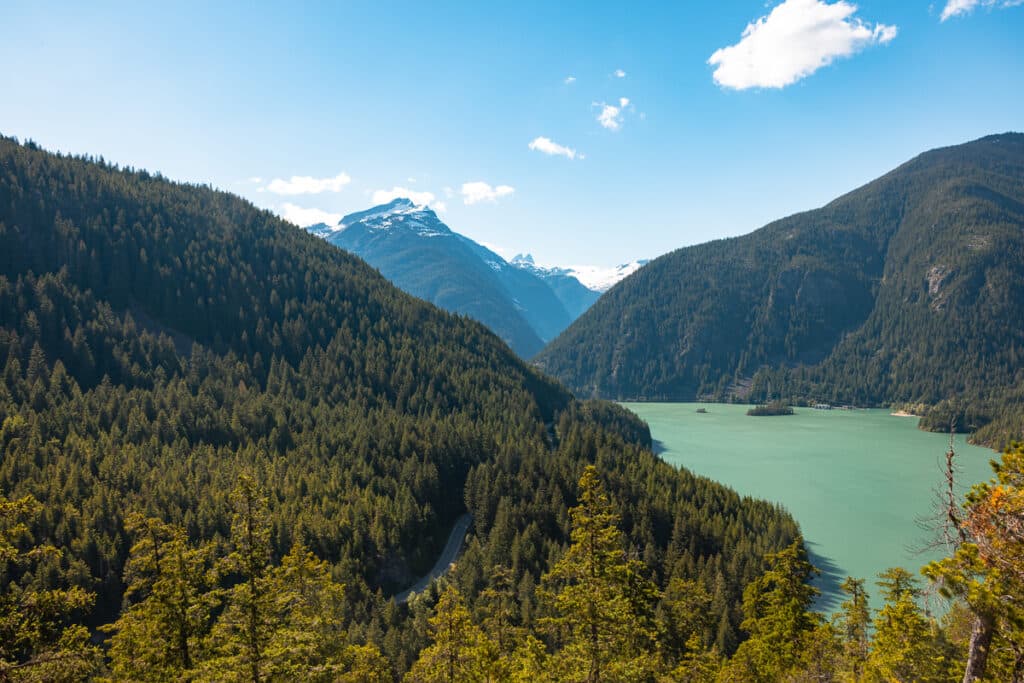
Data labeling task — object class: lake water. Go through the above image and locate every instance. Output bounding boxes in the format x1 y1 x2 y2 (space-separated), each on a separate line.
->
621 402 996 612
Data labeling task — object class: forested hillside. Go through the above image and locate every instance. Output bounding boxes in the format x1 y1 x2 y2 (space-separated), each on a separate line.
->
0 136 799 678
536 134 1024 446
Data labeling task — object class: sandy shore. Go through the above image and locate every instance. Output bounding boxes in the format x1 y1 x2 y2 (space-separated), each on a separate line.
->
890 410 919 417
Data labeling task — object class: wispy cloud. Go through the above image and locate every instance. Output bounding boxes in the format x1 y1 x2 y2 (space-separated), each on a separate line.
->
613 68 626 78
595 97 632 131
564 75 577 84
279 203 342 227
371 187 446 212
264 172 352 195
461 181 515 205
708 0 897 90
940 0 1024 20
528 136 580 160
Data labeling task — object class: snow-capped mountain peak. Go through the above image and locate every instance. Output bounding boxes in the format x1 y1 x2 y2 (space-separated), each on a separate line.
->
332 198 451 238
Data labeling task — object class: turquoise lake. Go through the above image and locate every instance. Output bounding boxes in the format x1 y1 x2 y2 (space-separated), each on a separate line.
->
621 403 996 611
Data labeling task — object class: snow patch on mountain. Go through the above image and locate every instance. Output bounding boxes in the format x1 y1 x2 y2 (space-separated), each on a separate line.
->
511 253 648 292
308 198 452 239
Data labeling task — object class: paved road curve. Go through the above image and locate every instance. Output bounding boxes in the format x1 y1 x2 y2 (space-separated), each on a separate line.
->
394 513 472 604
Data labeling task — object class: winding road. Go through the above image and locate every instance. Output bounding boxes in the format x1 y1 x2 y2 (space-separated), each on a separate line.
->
394 513 472 603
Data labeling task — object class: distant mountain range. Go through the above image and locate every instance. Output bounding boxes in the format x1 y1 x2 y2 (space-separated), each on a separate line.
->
536 133 1024 446
307 199 622 357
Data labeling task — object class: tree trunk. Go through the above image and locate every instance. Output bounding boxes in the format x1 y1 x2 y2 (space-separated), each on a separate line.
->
962 613 994 683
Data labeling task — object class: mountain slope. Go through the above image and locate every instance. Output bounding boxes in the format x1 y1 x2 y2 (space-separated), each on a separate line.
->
0 135 799 664
536 133 1024 444
510 254 601 318
310 200 574 356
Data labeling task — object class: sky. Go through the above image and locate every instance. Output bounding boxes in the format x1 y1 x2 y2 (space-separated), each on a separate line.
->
1 0 1022 269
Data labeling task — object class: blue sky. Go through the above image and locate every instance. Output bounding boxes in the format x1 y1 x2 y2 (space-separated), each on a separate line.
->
1 1 1022 269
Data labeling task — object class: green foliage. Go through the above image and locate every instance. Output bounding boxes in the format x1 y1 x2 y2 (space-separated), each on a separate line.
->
834 576 871 680
404 585 494 682
924 443 1024 681
102 514 216 681
539 466 660 682
536 133 1024 447
867 568 946 682
723 538 821 681
0 134 800 676
0 494 101 681
745 401 794 416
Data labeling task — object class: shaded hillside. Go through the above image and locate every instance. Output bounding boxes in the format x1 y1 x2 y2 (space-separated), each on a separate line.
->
510 253 601 318
310 200 576 356
536 134 1024 445
0 135 799 669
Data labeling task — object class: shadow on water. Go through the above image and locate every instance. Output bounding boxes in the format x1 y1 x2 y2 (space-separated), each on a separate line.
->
652 439 667 455
806 540 845 613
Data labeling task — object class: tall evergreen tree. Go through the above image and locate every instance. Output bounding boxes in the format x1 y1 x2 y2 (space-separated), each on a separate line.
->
539 465 660 683
723 538 820 682
834 576 871 680
103 514 216 682
868 568 944 682
0 494 101 682
404 585 494 682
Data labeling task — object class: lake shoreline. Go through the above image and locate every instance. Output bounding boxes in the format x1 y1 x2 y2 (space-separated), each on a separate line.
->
622 401 992 612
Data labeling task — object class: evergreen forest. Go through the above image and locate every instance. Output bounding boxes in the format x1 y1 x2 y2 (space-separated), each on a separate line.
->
0 136 802 679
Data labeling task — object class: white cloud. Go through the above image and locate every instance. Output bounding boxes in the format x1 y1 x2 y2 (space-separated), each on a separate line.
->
707 0 897 90
613 68 626 78
595 100 630 131
279 203 342 227
371 186 446 212
564 75 577 84
528 136 579 160
941 0 1024 20
461 181 515 205
265 172 352 195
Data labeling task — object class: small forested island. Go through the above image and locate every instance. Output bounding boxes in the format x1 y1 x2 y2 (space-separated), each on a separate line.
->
747 401 795 416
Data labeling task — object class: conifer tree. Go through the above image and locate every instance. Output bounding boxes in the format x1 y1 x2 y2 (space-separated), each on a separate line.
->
0 494 101 682
404 584 494 682
723 537 820 682
868 567 944 682
539 465 660 683
195 473 275 683
103 513 216 682
924 443 1024 682
834 576 871 680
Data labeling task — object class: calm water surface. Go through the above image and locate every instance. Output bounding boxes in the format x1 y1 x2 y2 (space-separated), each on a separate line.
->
622 402 995 611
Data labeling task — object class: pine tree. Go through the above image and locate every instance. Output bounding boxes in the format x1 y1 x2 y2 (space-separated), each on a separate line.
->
539 465 660 683
103 513 216 682
195 472 275 683
0 494 101 682
834 576 870 680
656 577 714 669
723 537 820 682
868 568 944 682
924 443 1024 682
404 584 494 682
